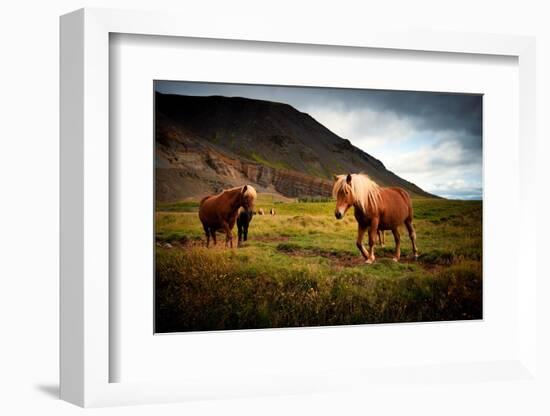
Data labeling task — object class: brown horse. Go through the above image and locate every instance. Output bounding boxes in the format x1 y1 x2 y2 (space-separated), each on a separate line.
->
333 173 418 264
199 185 257 248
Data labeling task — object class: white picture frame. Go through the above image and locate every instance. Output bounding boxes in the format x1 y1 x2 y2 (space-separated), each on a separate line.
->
60 8 538 408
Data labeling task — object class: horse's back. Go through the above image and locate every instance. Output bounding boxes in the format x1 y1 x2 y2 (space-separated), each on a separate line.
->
387 187 412 206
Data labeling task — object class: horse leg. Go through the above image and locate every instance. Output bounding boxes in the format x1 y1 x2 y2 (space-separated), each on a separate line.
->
356 225 370 261
211 229 217 246
203 226 210 248
243 224 248 242
391 228 401 262
223 222 234 248
405 219 419 259
366 220 378 264
378 230 385 246
237 224 243 247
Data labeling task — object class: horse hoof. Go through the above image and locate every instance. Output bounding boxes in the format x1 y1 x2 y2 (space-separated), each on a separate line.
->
365 258 375 265
392 257 399 262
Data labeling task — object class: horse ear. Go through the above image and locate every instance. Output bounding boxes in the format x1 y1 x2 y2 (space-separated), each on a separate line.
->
333 174 339 181
242 185 248 194
346 174 352 184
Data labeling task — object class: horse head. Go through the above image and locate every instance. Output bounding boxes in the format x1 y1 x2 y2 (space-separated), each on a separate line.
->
333 174 354 219
240 184 257 212
333 173 381 219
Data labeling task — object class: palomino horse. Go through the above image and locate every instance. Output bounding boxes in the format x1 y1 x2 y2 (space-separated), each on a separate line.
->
333 173 418 264
199 185 257 248
236 207 253 247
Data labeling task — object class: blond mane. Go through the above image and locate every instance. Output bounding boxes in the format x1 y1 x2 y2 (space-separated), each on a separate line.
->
241 184 257 202
221 184 257 206
332 173 381 213
219 185 256 197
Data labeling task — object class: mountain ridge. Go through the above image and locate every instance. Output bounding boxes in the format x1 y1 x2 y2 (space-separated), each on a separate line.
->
155 92 437 202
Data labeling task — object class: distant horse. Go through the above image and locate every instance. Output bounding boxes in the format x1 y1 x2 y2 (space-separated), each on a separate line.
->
333 173 418 263
269 208 276 216
258 208 265 215
199 185 257 248
237 207 254 247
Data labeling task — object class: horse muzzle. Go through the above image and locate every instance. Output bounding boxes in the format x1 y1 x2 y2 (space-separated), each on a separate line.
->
335 211 343 220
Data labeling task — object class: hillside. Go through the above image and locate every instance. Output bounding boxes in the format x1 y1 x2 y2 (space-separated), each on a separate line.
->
155 92 436 201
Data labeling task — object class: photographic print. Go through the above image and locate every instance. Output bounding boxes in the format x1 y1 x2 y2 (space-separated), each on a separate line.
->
154 81 482 333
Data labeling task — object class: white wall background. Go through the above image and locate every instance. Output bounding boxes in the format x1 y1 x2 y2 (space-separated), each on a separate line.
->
0 1 548 415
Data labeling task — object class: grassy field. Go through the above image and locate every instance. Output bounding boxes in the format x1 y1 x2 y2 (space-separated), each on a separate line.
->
155 194 482 332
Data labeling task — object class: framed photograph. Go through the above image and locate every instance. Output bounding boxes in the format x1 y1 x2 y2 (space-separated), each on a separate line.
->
60 8 538 408
153 80 483 334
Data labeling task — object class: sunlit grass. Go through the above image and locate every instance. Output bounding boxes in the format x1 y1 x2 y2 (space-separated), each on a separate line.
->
155 195 482 332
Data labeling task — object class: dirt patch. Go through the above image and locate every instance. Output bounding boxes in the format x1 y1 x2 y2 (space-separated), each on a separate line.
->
276 243 437 269
157 234 289 249
325 253 366 268
156 235 204 248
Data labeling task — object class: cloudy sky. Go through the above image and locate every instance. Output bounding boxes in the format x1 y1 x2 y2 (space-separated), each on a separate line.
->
155 81 483 200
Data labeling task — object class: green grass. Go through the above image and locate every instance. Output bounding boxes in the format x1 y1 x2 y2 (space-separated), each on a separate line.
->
249 152 291 170
155 196 482 332
156 200 200 212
